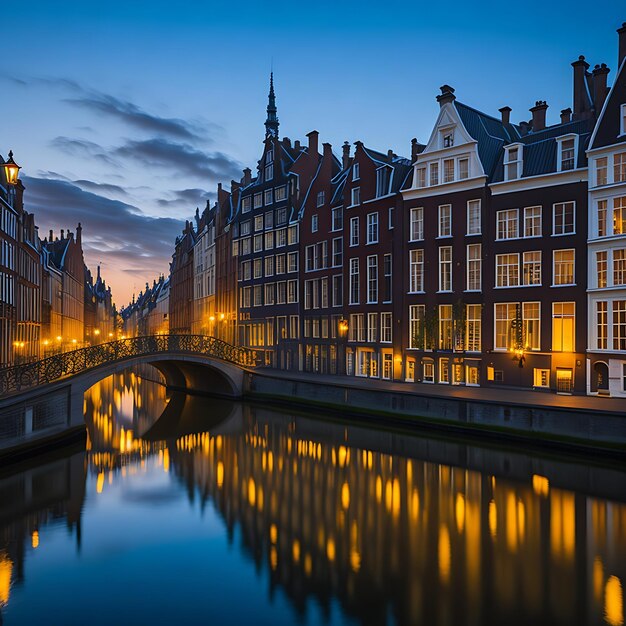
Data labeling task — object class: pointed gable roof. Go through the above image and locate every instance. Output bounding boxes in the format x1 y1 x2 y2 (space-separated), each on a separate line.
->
589 57 626 150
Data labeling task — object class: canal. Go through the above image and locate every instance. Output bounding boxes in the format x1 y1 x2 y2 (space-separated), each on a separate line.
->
0 365 624 626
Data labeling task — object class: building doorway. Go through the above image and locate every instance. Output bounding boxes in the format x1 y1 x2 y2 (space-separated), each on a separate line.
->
593 361 609 394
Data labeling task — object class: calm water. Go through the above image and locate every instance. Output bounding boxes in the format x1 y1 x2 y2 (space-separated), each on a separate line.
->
0 366 625 626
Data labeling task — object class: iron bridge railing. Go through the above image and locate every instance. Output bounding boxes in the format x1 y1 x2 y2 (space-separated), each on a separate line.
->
0 335 257 397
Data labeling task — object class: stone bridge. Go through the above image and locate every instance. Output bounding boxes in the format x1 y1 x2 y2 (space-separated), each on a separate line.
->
0 336 257 457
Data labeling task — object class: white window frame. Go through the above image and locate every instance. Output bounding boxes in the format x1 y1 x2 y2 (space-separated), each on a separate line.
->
438 204 452 238
552 249 575 286
467 200 481 236
504 144 523 181
556 134 578 172
552 201 576 237
366 212 379 244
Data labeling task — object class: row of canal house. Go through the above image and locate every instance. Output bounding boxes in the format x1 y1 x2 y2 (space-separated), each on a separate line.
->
224 25 626 396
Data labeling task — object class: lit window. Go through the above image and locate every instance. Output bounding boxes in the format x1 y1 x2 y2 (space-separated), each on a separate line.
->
524 206 542 237
522 251 541 286
552 302 575 351
496 209 519 240
438 305 452 350
614 249 626 286
496 253 519 287
597 251 608 288
614 196 626 234
614 300 626 350
553 249 575 285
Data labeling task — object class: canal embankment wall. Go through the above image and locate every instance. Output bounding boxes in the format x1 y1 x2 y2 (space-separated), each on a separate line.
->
244 369 626 455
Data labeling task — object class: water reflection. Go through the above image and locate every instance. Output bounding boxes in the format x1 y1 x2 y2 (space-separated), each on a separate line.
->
0 367 625 626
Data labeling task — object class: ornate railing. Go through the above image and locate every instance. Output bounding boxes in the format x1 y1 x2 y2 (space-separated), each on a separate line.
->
0 335 257 397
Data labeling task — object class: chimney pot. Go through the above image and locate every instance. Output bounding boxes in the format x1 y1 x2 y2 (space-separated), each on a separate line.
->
411 138 419 162
618 22 626 67
49 229 53 241
294 140 301 151
322 142 332 158
499 106 512 125
60 229 64 239
572 55 592 120
530 100 548 131
306 130 319 155
560 107 572 124
342 141 351 170
436 84 456 107
591 62 611 114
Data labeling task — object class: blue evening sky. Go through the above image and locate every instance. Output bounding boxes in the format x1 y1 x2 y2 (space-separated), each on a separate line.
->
1 1 623 303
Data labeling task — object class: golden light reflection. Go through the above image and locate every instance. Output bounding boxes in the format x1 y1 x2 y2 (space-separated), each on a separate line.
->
0 553 12 606
489 500 497 539
270 524 277 544
341 482 350 510
532 474 550 497
96 471 105 494
163 448 170 473
217 461 224 488
327 538 336 562
292 540 301 563
605 576 624 626
438 525 451 584
455 493 465 534
595 558 605 601
31 531 39 549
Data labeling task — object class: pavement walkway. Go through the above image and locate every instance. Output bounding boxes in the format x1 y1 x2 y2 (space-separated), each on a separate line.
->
253 368 626 416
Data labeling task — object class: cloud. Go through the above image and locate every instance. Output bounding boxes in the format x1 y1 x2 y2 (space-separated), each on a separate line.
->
22 175 186 303
114 138 242 182
156 188 212 208
64 91 215 142
50 136 119 167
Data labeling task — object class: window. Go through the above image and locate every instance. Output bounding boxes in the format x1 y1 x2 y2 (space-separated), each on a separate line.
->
614 249 626 286
504 145 522 180
597 200 607 237
367 312 378 342
596 157 608 186
350 217 359 246
367 213 379 244
409 249 424 292
332 275 343 307
241 238 251 255
348 313 365 342
353 163 360 180
265 188 274 205
423 360 434 383
381 313 392 343
383 254 392 303
254 215 264 232
459 158 469 180
523 302 540 350
275 186 287 202
553 201 575 235
254 285 262 306
467 244 481 291
596 301 608 349
410 207 423 241
466 304 481 352
287 280 298 303
408 305 425 349
316 191 325 207
367 256 378 303
522 251 542 286
242 196 252 213
416 167 426 188
524 206 542 237
349 258 359 304
288 225 298 245
614 300 626 350
553 249 575 286
615 152 626 184
287 252 298 273
253 258 262 279
467 200 481 235
559 137 576 171
311 214 319 233
264 232 274 250
429 162 439 186
496 209 519 240
241 286 251 308
614 197 626 235
597 251 608 288
496 253 519 287
240 260 251 281
439 247 452 292
439 304 452 350
265 164 274 181
438 204 451 237
265 283 275 305
442 131 454 148
265 211 274 230
332 207 343 231
332 237 343 267
321 278 329 308
534 369 550 388
276 228 287 247
241 220 251 236
376 167 391 197
253 234 263 252
275 206 288 225
276 254 286 274
254 193 263 209
552 302 575 351
388 207 394 230
351 187 361 206
443 159 454 183
621 104 626 135
495 303 517 351
264 256 274 277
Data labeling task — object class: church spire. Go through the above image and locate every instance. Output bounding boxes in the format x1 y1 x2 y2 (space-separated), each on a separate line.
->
265 72 279 138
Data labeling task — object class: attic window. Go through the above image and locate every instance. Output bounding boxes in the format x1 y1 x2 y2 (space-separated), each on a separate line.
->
267 149 274 163
376 166 391 197
504 145 522 181
353 163 360 181
443 132 454 148
557 135 578 172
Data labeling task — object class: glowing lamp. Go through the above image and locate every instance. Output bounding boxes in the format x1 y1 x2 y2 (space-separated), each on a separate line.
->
3 150 20 186
338 319 349 336
219 313 225 321
56 336 62 342
209 316 215 322
94 329 100 336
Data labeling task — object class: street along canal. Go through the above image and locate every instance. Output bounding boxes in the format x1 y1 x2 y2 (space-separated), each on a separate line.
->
0 365 624 626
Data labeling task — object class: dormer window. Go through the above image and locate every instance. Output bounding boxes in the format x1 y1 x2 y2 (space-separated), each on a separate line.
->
557 135 577 172
504 145 522 181
440 128 454 148
429 162 439 186
416 167 426 188
353 163 360 181
376 166 391 197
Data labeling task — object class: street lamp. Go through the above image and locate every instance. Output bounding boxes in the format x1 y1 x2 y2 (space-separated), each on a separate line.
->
338 318 349 336
3 150 21 186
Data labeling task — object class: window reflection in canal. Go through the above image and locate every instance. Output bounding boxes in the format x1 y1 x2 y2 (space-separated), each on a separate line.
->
0 365 624 626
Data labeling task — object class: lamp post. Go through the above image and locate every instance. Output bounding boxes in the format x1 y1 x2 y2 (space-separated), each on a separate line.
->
510 303 526 369
3 151 21 186
338 318 349 375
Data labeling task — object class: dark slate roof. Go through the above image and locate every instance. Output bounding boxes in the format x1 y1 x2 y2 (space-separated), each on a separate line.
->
455 102 521 180
330 168 350 205
45 238 71 271
491 118 595 182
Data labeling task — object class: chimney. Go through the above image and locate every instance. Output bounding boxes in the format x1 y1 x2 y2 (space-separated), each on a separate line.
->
592 63 610 114
49 229 53 241
60 229 65 239
294 139 301 151
530 100 548 131
307 130 319 156
242 167 252 186
499 106 512 125
619 22 626 67
572 55 592 120
342 141 351 170
282 136 291 149
97 265 101 280
560 107 572 124
323 142 332 159
76 222 82 246
411 138 419 162
217 182 222 193
436 84 456 107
